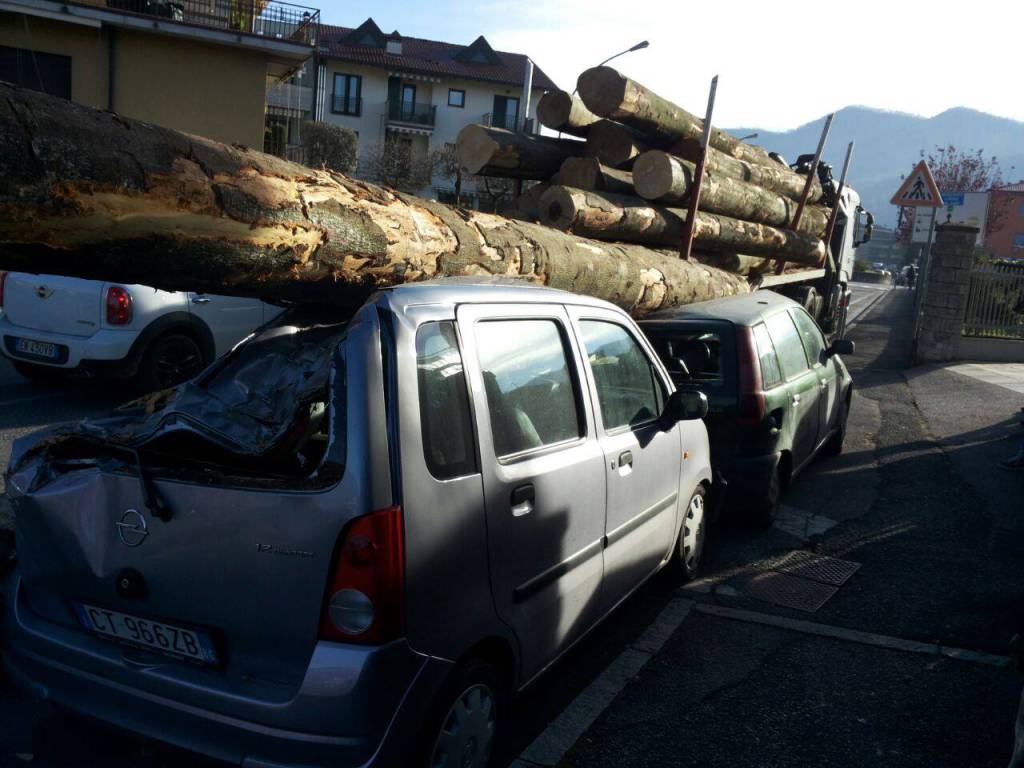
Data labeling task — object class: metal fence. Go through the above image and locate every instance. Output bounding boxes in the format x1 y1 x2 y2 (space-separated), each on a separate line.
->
962 262 1024 339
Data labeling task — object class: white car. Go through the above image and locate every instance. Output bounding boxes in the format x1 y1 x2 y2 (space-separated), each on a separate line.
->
0 272 283 390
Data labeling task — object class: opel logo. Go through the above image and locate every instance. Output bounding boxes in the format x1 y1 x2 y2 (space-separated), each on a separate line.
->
116 509 148 547
36 285 54 299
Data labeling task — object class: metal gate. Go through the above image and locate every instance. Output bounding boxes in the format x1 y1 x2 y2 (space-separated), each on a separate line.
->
962 262 1024 339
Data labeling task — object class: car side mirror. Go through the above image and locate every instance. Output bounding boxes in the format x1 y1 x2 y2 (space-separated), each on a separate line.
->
663 390 708 425
828 339 855 357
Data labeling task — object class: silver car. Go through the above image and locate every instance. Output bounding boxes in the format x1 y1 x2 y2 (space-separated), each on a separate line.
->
2 280 712 768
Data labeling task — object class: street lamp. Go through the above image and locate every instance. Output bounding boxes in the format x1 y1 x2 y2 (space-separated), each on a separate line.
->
739 133 758 142
572 41 650 95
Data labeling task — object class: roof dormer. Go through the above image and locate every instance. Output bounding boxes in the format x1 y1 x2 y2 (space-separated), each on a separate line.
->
454 35 502 65
385 30 402 55
343 18 386 48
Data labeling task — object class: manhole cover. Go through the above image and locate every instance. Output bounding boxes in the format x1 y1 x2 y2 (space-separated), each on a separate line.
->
742 571 838 613
771 550 861 586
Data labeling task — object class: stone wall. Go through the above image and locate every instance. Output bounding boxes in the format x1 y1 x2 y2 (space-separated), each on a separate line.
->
915 224 978 363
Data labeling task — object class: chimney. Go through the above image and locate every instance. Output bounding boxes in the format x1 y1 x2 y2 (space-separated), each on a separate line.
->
386 31 402 55
520 58 534 133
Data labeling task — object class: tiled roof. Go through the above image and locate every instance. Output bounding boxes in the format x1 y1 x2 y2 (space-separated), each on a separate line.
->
319 20 558 92
995 182 1024 192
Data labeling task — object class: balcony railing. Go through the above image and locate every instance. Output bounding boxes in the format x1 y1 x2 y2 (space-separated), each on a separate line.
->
482 112 535 133
101 0 320 45
387 99 436 127
331 95 361 116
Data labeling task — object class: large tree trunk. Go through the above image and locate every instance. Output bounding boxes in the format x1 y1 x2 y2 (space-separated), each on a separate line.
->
632 150 830 236
673 138 822 203
558 157 635 195
456 124 583 180
536 90 601 138
539 186 826 265
577 67 779 169
585 119 652 169
0 84 748 314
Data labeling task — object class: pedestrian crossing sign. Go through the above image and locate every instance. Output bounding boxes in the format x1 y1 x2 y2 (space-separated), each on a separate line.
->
891 161 943 207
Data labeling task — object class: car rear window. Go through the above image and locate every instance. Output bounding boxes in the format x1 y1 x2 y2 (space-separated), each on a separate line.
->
643 322 735 391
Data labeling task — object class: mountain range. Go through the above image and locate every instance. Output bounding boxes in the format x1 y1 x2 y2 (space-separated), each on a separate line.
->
728 107 1024 226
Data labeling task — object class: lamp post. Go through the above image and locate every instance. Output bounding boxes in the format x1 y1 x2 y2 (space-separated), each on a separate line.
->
571 41 650 95
739 133 758 142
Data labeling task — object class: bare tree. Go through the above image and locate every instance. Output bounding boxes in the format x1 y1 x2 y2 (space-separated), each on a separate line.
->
921 145 1005 193
362 138 438 192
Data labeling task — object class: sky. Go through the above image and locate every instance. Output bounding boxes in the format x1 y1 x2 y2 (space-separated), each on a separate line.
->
315 0 1023 131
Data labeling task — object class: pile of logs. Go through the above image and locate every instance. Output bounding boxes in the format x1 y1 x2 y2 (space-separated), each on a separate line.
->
456 66 831 279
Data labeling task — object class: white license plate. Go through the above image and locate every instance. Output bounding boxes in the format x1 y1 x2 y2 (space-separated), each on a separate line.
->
15 338 58 359
74 603 218 664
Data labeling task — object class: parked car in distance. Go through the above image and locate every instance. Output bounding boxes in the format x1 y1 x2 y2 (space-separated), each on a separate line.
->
640 290 854 526
3 279 712 768
0 271 283 390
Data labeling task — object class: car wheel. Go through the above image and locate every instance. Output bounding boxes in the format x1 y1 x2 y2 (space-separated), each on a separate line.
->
822 406 849 457
137 333 206 392
12 360 62 383
419 659 504 768
750 465 782 529
674 486 708 581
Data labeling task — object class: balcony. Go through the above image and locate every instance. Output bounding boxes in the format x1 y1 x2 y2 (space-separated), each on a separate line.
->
482 112 535 133
103 0 319 43
387 99 436 128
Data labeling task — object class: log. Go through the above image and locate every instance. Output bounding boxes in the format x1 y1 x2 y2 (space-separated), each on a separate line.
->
693 252 774 277
578 66 778 170
539 186 825 265
510 182 549 222
674 138 822 203
585 120 652 169
0 84 749 314
558 157 635 195
536 90 601 138
456 124 583 180
632 151 830 237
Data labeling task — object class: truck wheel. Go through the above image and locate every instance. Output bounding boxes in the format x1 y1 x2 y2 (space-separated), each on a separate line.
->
136 333 206 392
418 658 505 768
12 360 62 383
673 486 708 581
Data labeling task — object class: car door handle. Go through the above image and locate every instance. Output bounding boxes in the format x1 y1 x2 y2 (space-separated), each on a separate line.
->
820 379 828 389
792 394 801 405
510 484 534 517
618 450 634 468
191 295 211 304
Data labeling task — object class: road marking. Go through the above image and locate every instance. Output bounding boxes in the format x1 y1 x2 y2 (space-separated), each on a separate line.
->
510 597 694 768
694 603 1010 667
846 287 891 330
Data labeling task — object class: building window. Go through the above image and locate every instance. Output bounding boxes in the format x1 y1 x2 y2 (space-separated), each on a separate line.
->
1013 234 1024 250
0 45 71 99
448 88 465 108
332 73 362 116
1018 202 1024 218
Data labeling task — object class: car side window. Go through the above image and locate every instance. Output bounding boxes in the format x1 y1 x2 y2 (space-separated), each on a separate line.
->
752 322 783 389
416 321 478 479
474 319 582 458
764 311 809 380
578 320 664 431
790 309 827 367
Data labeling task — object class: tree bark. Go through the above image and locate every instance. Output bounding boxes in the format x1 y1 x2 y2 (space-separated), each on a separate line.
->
456 124 583 180
558 157 635 195
0 84 749 314
673 138 822 203
632 151 830 236
536 90 601 138
577 67 779 170
539 186 825 265
585 120 652 169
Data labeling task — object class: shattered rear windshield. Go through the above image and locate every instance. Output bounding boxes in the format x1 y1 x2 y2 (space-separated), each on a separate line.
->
11 306 350 491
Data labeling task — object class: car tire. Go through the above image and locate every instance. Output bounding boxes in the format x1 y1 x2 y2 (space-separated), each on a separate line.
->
822 403 849 457
417 658 505 768
136 333 206 392
12 360 62 383
673 485 708 581
750 465 782 529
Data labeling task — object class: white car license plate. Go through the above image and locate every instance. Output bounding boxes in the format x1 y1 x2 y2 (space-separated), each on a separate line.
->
74 603 218 664
15 338 58 359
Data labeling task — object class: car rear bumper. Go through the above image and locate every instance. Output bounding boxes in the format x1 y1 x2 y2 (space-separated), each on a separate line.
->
0 316 136 371
719 452 781 505
3 574 452 767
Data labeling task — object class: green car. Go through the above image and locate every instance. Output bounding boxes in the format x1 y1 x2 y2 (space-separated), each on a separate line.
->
640 291 854 526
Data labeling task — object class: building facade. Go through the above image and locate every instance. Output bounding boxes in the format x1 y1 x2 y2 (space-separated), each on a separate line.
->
1 0 319 148
985 183 1024 260
270 18 556 203
911 191 990 247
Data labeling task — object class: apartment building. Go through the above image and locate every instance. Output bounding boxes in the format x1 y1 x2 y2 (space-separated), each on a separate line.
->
0 0 319 148
985 182 1024 259
288 17 557 201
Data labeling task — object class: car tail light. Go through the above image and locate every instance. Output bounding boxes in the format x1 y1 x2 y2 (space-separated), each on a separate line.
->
735 326 766 426
106 286 133 325
320 506 404 645
0 271 6 309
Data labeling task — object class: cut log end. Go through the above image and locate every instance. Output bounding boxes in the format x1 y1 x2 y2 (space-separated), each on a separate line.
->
632 151 686 201
576 66 628 118
537 91 573 128
585 120 647 169
456 124 500 175
539 186 578 230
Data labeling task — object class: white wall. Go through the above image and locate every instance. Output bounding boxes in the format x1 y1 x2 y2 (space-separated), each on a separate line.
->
911 191 989 245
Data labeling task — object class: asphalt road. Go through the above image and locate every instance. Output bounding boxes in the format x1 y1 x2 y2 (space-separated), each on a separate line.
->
1 284 1022 767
